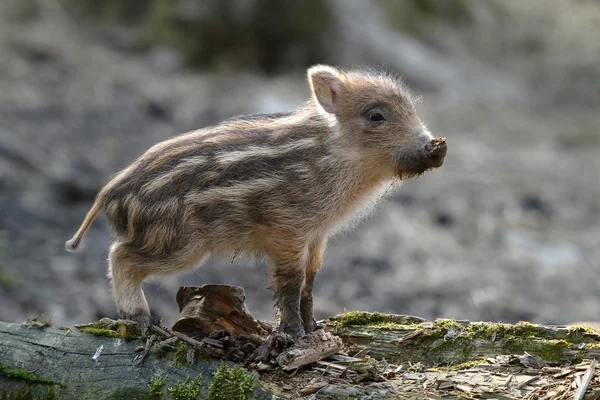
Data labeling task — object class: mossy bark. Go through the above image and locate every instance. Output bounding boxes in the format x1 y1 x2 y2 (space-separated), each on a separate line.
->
327 312 600 365
0 321 273 400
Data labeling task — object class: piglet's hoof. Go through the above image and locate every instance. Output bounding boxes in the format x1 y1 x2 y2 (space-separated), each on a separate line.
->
252 331 296 364
121 314 161 337
304 320 325 333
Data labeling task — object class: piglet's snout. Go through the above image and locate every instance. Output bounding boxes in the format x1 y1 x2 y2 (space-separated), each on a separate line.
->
425 137 447 168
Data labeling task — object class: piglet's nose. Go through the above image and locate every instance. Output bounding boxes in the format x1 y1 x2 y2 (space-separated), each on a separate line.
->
425 137 447 168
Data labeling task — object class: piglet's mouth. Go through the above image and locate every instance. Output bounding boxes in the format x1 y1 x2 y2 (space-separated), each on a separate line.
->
397 137 447 179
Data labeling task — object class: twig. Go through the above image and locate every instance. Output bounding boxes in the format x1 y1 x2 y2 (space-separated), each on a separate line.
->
151 325 172 338
202 338 224 348
133 333 159 365
573 360 596 400
518 375 540 389
152 325 205 349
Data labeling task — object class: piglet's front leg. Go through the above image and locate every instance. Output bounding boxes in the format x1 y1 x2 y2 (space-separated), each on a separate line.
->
301 237 327 333
272 260 306 340
252 244 307 363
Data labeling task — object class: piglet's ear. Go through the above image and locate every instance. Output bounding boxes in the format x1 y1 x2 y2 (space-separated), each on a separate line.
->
308 65 342 114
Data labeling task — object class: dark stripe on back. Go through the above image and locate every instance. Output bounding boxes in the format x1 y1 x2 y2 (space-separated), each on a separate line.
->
223 111 294 123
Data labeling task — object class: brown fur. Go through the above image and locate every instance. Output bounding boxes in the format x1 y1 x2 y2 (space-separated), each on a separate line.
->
65 65 447 337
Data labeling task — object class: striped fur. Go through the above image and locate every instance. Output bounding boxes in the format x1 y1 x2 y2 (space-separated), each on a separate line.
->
65 65 447 337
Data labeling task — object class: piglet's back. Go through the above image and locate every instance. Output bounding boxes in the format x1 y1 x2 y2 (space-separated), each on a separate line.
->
95 108 329 253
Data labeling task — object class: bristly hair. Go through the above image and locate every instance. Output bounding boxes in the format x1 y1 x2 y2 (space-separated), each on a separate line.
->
345 64 415 102
222 111 295 124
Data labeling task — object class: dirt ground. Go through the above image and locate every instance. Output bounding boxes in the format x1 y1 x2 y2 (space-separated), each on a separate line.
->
0 1 598 329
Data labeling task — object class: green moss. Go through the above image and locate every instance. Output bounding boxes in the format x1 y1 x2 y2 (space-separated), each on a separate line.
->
208 363 255 400
173 342 192 367
571 355 584 364
0 387 57 400
421 320 580 365
428 320 576 364
334 311 424 328
567 325 600 343
2 388 36 400
43 388 55 400
337 312 592 367
434 318 464 330
0 364 61 387
535 339 571 362
148 375 167 399
504 338 571 362
430 320 544 344
78 327 122 338
509 321 541 338
75 319 142 340
167 375 202 400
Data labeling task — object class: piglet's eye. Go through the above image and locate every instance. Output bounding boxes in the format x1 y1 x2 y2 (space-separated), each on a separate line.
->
368 112 385 122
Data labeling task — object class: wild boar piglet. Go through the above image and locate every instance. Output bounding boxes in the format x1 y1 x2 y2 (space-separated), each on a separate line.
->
66 64 447 339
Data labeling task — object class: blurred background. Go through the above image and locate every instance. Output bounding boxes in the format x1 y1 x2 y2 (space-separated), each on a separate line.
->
0 0 599 329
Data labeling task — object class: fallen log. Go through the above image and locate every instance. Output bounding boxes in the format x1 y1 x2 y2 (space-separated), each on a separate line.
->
327 311 600 365
1 287 600 399
0 319 272 400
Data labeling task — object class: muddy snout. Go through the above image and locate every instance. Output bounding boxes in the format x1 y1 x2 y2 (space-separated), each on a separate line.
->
424 137 447 168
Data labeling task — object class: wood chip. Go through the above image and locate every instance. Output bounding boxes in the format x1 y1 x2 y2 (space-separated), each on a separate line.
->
298 378 328 395
542 367 563 374
403 373 425 381
455 384 472 393
316 360 348 371
519 352 548 369
552 369 573 379
573 360 595 400
381 357 391 372
438 380 455 390
255 362 271 371
327 354 365 363
518 375 540 389
276 329 343 371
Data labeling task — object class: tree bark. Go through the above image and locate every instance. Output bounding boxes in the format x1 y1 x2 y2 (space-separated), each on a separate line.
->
0 320 275 400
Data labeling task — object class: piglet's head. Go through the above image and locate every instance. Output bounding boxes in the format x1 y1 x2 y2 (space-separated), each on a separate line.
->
308 64 447 179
